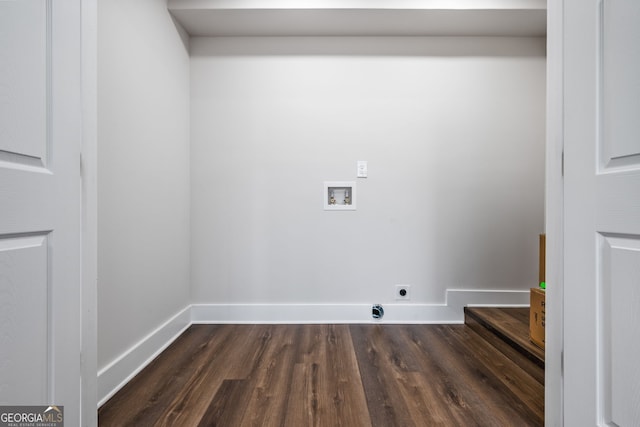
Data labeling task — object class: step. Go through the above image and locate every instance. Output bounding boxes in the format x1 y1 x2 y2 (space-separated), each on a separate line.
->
464 307 545 385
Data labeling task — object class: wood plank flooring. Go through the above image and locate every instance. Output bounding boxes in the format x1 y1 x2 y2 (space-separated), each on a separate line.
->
464 307 545 367
463 307 545 388
98 324 544 426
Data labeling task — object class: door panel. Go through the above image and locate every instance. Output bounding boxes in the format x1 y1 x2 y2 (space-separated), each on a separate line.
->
0 0 82 424
599 235 640 426
0 234 49 403
601 0 640 168
0 0 47 161
565 0 640 425
0 0 52 406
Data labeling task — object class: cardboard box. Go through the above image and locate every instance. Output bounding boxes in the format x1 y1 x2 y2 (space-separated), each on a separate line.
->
530 287 545 349
539 234 546 285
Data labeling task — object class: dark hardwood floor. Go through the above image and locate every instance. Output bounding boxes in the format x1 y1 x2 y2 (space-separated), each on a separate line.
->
464 307 544 366
98 324 544 426
464 307 545 386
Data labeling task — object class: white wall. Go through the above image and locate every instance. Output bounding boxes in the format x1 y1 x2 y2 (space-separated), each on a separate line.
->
97 0 190 377
190 37 545 309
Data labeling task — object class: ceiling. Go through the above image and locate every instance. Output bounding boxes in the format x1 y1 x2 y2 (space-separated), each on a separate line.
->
168 0 547 37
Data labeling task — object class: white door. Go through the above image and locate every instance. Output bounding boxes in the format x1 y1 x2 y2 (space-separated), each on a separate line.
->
564 0 640 425
0 0 83 425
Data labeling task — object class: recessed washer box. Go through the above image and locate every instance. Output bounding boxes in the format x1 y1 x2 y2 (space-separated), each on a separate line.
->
324 181 356 210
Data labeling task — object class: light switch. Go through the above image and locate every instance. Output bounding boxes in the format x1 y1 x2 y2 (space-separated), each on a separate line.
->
357 161 368 178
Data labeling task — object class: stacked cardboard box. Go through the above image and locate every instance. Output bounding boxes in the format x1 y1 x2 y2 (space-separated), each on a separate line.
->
530 234 545 349
530 287 545 348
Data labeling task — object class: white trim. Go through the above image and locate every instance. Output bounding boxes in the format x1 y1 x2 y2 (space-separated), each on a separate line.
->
97 306 191 407
545 0 564 424
81 0 98 424
97 288 529 407
191 303 462 324
191 289 529 324
446 289 530 310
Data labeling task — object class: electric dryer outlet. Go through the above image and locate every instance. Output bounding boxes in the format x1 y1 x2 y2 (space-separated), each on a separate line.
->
395 284 411 300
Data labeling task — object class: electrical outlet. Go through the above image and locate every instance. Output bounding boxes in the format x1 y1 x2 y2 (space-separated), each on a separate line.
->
395 284 411 300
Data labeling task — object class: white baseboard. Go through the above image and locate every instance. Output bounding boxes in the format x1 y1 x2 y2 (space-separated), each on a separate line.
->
191 289 529 324
190 302 461 324
97 305 191 407
98 289 529 407
447 288 530 310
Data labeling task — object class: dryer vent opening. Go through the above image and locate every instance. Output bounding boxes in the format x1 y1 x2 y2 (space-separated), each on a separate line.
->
372 304 384 319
